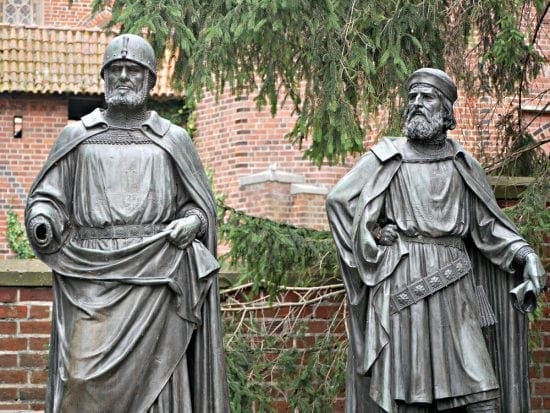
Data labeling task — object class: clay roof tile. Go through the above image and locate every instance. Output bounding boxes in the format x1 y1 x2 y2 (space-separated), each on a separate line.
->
0 25 179 98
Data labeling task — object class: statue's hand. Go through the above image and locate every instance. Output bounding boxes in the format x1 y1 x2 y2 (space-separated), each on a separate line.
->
166 215 202 250
523 253 547 295
28 215 54 248
374 224 398 246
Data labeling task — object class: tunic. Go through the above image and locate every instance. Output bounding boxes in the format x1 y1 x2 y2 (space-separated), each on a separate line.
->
383 157 503 406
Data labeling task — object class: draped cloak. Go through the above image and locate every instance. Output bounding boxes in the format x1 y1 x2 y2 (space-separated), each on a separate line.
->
25 109 230 412
326 137 531 413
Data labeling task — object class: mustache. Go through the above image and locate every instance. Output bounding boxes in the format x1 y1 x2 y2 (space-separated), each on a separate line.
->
406 108 429 123
114 81 134 88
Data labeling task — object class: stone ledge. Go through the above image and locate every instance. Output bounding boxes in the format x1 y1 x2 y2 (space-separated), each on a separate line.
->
239 165 304 187
0 259 239 287
0 259 51 286
290 183 329 196
519 104 550 113
488 176 535 200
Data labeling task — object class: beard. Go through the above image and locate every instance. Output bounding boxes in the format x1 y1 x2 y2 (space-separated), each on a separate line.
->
105 89 147 109
404 109 446 144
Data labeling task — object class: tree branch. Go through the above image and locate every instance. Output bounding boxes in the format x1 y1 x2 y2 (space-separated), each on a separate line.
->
485 138 550 173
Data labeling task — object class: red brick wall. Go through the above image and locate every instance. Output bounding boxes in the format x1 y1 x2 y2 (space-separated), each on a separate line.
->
0 0 111 29
290 192 329 230
0 287 51 411
194 92 352 213
42 0 97 28
0 95 68 257
532 296 550 412
0 285 548 411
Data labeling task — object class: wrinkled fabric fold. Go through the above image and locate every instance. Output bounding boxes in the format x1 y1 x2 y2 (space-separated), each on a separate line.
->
46 234 217 412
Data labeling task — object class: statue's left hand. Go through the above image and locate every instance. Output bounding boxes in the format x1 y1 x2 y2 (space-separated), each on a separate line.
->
166 215 202 249
523 253 547 295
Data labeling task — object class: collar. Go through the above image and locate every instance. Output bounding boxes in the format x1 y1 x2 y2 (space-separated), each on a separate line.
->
371 136 471 166
370 137 403 162
81 108 171 137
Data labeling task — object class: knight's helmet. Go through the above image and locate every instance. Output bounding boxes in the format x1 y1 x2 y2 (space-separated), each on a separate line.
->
101 34 157 87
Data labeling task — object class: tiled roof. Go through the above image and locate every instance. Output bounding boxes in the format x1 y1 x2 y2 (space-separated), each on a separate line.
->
0 25 179 97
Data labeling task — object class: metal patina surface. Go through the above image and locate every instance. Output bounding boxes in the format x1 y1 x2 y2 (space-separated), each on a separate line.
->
25 34 229 413
326 68 547 413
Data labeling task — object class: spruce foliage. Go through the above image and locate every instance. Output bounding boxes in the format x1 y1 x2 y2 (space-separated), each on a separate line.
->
218 203 340 295
92 0 546 165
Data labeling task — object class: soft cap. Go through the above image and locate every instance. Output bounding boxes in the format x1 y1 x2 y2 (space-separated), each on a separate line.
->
408 68 457 103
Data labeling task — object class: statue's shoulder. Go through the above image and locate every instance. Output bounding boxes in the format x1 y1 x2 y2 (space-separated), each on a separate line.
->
166 122 192 143
146 111 192 144
51 116 91 150
57 107 105 142
448 139 484 172
58 121 86 138
370 136 405 162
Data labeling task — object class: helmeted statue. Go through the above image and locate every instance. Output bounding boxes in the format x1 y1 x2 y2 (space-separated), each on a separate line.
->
26 34 230 412
326 68 547 413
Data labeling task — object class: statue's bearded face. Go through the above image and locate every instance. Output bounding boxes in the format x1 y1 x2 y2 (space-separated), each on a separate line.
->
404 85 446 143
104 61 149 109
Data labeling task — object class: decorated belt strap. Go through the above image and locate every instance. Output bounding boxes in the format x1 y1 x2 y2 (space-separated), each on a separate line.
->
390 255 471 314
400 233 463 248
74 223 167 240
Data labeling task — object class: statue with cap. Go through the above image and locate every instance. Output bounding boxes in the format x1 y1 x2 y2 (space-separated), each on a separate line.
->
326 68 546 413
25 34 230 412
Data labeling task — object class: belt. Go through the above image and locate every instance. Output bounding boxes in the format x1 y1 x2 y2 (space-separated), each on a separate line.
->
400 233 463 248
74 224 167 240
390 255 471 314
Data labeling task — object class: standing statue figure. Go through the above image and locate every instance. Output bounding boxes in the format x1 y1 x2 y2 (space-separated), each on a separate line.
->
26 34 229 412
326 68 547 413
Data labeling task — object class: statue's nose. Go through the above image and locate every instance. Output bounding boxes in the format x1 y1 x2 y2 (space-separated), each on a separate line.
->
120 67 129 80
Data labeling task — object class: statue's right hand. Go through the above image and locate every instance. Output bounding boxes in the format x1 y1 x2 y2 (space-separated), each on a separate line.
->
166 215 202 250
374 224 398 246
28 216 53 247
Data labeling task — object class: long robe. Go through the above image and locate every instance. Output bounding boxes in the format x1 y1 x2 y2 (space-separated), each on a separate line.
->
326 137 531 413
26 109 230 413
